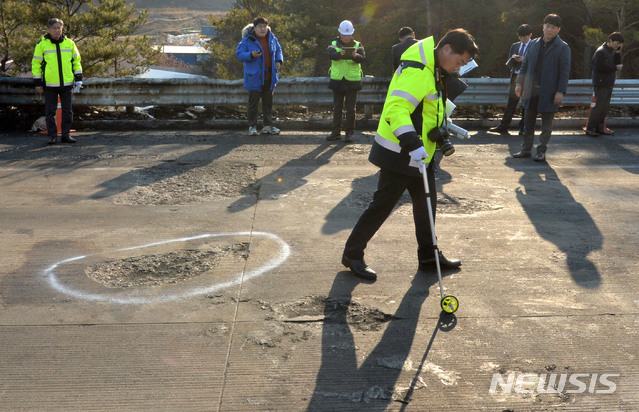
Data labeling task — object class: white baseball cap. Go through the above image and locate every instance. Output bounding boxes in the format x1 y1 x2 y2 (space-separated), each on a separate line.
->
338 20 355 36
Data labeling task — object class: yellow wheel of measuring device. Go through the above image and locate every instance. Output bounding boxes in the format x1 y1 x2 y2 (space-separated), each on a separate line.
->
440 296 459 314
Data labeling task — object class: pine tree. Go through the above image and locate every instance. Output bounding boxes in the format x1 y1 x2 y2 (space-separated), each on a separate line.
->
3 0 160 78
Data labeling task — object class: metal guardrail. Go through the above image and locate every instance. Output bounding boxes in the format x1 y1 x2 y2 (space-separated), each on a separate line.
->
1 76 638 107
455 78 639 106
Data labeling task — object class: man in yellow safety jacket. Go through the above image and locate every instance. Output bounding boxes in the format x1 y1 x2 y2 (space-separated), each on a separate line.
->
341 29 478 280
326 20 366 143
32 18 83 145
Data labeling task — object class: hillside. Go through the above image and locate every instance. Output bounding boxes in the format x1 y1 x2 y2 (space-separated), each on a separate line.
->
128 1 233 39
128 0 233 11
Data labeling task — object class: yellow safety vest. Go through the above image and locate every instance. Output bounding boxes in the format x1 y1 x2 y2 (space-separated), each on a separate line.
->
32 35 82 88
375 37 443 166
329 40 363 81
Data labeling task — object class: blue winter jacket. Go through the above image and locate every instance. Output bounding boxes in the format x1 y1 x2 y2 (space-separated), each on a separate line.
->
235 24 283 91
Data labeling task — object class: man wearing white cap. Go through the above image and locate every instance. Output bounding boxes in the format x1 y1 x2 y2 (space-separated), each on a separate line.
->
326 20 366 143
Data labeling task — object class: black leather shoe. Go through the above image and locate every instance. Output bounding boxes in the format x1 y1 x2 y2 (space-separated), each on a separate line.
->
513 150 531 158
342 254 377 280
326 131 341 141
419 251 461 271
488 125 509 134
47 136 57 144
585 129 599 136
534 151 546 162
61 135 76 143
343 132 354 143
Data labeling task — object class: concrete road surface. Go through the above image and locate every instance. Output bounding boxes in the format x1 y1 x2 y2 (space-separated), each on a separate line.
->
1 127 638 411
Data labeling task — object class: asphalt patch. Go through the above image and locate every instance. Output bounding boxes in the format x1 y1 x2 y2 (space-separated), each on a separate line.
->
85 242 249 288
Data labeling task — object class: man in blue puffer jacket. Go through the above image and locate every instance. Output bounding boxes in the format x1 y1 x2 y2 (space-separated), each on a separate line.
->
236 17 284 135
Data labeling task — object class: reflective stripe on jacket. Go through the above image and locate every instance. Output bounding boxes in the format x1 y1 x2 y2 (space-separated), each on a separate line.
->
370 37 442 175
329 40 362 81
32 35 82 88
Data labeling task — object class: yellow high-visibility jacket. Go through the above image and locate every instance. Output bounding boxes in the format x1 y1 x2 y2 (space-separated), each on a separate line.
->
32 34 82 88
369 36 444 175
329 40 363 82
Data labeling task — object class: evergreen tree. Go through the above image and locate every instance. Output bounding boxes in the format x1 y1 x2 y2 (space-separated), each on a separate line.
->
0 0 39 74
582 0 639 78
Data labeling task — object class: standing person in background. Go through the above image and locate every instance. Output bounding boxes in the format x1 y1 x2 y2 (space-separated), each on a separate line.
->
236 16 283 136
32 18 82 145
513 14 571 163
586 32 624 136
391 26 418 72
326 20 366 143
489 24 532 135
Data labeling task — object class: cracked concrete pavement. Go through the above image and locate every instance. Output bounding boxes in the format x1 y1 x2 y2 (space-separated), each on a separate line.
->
1 126 638 410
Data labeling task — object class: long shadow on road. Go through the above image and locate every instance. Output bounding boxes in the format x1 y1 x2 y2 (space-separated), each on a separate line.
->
306 270 456 410
505 158 602 288
228 142 342 213
89 141 241 200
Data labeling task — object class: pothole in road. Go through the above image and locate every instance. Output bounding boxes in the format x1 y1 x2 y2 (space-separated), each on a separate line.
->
85 242 249 288
437 194 502 214
273 295 396 332
113 162 258 205
386 193 499 216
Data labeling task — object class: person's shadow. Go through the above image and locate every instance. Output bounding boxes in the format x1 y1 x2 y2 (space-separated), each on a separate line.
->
306 269 457 410
505 157 602 288
89 140 241 199
590 132 639 176
228 142 342 213
321 172 411 235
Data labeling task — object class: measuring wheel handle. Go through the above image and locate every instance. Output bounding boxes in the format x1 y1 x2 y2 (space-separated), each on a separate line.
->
440 295 459 314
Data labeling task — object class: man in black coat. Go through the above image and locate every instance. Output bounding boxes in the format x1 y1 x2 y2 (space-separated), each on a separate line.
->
586 32 624 136
489 24 532 135
391 27 418 72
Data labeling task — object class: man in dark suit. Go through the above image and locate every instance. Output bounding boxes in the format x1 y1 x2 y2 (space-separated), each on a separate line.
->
489 24 533 135
391 27 418 72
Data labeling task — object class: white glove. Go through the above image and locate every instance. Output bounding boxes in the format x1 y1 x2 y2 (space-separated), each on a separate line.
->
72 81 83 93
409 146 428 173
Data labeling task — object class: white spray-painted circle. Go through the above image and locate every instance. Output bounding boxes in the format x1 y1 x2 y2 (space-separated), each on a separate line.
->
44 231 290 304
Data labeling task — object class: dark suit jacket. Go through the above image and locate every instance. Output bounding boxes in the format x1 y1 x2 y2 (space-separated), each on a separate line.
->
391 37 418 72
505 41 530 74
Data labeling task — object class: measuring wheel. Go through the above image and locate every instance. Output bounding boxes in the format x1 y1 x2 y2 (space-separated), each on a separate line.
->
440 295 459 314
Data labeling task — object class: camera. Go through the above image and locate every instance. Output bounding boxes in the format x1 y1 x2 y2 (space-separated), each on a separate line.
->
427 127 455 156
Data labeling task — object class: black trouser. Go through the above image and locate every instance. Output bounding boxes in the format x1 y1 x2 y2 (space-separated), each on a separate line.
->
522 92 555 153
332 89 358 133
343 163 437 262
45 86 73 138
499 74 525 132
588 86 613 131
247 84 273 128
